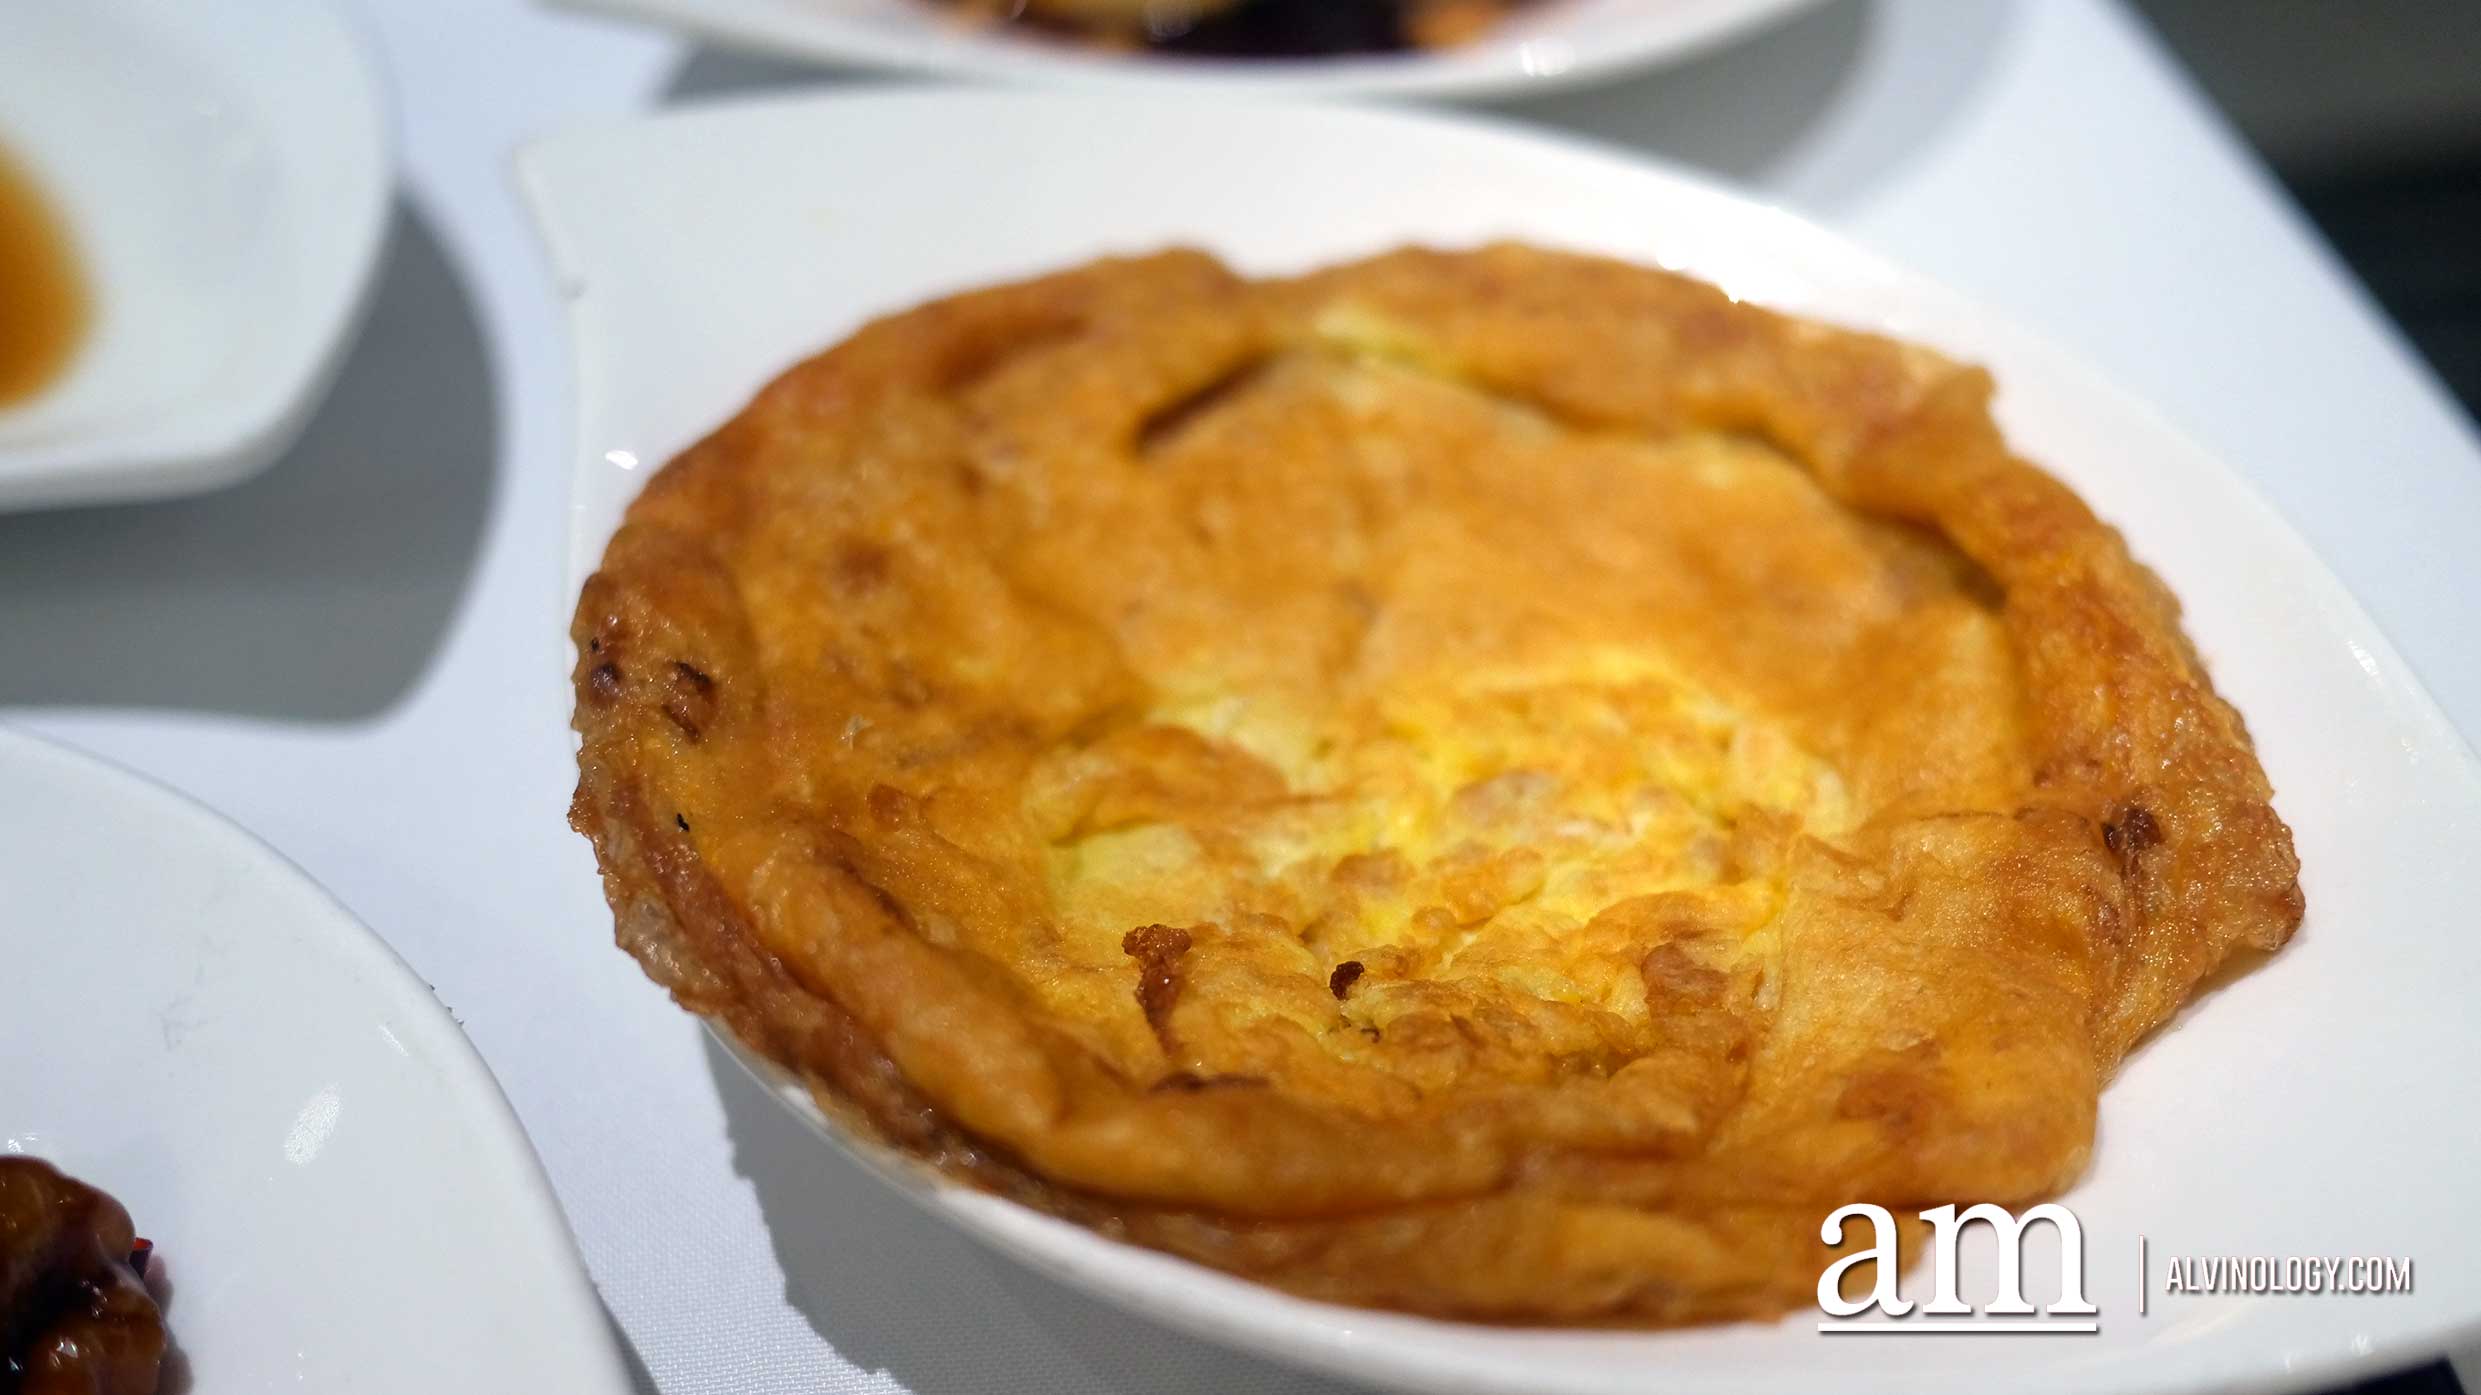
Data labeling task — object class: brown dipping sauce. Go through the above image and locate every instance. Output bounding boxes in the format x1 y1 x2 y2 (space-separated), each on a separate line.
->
0 1159 165 1395
0 141 89 409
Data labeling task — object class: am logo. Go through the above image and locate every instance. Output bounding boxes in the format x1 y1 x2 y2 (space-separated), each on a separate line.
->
1817 1203 2099 1334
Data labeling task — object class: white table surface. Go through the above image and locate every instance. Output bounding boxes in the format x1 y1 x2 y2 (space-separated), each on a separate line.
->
8 2 2478 1392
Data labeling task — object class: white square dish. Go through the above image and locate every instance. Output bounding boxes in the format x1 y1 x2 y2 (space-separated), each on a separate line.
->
0 0 390 510
520 90 2481 1395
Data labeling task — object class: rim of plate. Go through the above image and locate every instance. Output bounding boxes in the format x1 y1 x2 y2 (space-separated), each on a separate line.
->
519 88 2481 1395
0 724 633 1390
544 0 1830 100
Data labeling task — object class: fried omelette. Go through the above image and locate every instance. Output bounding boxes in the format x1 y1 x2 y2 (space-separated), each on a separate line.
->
569 245 2302 1323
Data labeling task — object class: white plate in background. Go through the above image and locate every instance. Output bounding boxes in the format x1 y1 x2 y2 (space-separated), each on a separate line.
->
543 0 1826 100
0 0 390 511
0 726 633 1393
520 90 2481 1395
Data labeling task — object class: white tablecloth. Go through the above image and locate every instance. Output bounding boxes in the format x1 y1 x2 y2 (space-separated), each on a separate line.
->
8 1 2478 1390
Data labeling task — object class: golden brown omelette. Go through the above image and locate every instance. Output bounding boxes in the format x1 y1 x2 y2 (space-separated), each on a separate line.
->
569 245 2302 1323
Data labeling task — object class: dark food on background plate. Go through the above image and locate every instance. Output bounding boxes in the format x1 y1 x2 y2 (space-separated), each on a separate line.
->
569 245 2302 1322
932 0 1545 58
0 1159 164 1395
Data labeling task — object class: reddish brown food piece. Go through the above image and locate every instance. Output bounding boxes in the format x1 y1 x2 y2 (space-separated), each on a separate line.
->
933 0 1542 57
0 1159 164 1395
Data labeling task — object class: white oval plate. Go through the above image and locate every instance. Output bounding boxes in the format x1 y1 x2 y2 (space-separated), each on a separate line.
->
519 91 2481 1395
0 727 633 1393
544 0 1825 100
0 0 390 511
